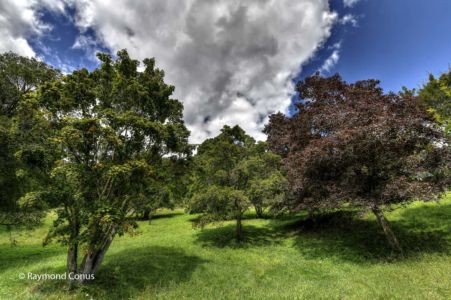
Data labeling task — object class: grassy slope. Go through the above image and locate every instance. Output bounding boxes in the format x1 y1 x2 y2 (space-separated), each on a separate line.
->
0 194 450 300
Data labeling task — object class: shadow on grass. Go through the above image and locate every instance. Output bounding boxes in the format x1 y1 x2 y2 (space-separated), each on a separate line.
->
0 244 63 273
291 204 451 263
138 211 184 222
151 211 184 220
194 203 450 263
188 211 272 225
194 223 291 248
32 246 206 299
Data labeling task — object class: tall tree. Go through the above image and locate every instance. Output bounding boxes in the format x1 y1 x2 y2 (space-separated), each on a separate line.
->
189 126 286 240
265 73 450 252
41 50 191 285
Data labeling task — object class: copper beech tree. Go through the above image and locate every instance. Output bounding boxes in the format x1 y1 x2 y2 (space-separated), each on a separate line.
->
264 74 450 252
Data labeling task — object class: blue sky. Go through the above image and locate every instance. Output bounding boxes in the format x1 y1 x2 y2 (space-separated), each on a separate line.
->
1 0 450 141
300 0 451 92
28 7 105 73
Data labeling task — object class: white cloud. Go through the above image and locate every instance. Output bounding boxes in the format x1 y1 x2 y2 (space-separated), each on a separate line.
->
0 0 70 57
0 0 44 56
72 34 102 62
67 0 337 142
340 14 358 27
319 43 341 73
0 0 338 142
343 0 361 8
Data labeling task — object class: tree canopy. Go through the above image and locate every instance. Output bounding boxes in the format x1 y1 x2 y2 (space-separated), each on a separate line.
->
39 49 191 284
265 73 450 251
189 125 286 240
0 52 60 227
418 70 451 136
0 52 60 116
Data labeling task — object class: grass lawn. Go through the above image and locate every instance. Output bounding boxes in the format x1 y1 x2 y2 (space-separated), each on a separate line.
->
0 194 450 299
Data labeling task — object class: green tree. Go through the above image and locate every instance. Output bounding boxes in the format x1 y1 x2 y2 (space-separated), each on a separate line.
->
40 49 190 285
189 125 286 240
0 52 59 116
418 70 451 136
138 157 192 221
0 52 59 228
235 142 287 218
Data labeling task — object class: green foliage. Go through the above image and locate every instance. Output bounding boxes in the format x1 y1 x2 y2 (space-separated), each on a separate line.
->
418 70 451 136
0 52 59 116
237 148 288 217
136 157 192 221
0 53 59 227
38 49 191 280
189 125 286 240
191 186 250 226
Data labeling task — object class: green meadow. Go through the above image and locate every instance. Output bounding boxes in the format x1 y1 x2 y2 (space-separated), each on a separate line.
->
1 194 450 300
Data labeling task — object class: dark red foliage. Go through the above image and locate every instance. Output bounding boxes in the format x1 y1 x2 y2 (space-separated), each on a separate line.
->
265 73 450 212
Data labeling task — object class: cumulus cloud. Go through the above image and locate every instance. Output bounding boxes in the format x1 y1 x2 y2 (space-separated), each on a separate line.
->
0 0 70 57
0 0 47 56
65 0 337 142
0 0 338 142
343 0 361 8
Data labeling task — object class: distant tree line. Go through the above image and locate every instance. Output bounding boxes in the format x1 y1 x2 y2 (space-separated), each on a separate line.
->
0 50 449 286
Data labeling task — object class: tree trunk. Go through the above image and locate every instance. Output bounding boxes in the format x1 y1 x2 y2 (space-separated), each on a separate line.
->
371 205 403 254
254 205 264 218
7 225 17 246
66 215 80 288
307 208 317 228
78 226 116 284
142 209 154 223
67 243 78 288
67 244 78 274
236 214 243 242
142 209 151 220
